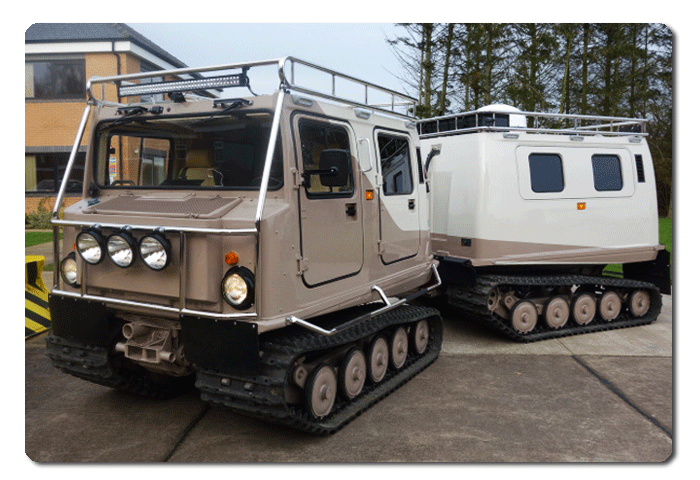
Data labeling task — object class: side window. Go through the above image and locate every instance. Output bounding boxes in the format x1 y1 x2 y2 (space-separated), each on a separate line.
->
529 153 564 193
378 133 413 195
299 119 353 197
592 154 623 191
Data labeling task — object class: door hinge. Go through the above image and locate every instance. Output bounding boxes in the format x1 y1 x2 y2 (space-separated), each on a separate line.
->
377 240 386 254
291 168 304 190
296 255 309 276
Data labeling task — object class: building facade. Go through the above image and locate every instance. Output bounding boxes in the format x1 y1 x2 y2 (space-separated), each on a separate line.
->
25 23 191 214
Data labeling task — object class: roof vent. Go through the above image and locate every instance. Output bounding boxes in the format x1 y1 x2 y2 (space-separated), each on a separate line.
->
477 104 527 128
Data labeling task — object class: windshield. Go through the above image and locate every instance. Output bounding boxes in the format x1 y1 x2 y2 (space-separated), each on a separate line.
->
94 111 283 190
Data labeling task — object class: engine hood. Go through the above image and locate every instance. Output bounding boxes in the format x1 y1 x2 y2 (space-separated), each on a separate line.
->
83 192 243 220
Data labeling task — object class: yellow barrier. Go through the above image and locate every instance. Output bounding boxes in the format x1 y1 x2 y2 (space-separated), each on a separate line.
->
25 255 51 339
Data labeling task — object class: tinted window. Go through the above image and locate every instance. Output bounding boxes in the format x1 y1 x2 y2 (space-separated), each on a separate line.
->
378 134 413 195
95 113 283 190
529 154 564 193
299 119 353 197
592 155 623 191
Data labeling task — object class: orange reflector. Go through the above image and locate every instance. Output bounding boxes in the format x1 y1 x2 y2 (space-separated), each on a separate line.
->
577 202 586 210
225 251 239 265
365 190 374 200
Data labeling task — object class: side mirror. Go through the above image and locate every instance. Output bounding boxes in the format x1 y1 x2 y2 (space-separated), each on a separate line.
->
306 149 350 188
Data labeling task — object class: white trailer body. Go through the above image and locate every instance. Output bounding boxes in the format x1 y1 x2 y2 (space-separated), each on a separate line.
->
424 127 662 267
418 106 670 341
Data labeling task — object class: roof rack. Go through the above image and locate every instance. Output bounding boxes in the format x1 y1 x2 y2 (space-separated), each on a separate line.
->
417 108 647 138
85 56 417 119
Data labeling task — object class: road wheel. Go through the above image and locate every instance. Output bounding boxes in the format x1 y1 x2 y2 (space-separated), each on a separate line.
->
511 300 538 333
390 327 409 370
571 293 596 325
544 296 569 329
411 319 430 354
628 289 651 317
367 335 389 384
599 291 622 321
305 363 337 419
339 348 366 400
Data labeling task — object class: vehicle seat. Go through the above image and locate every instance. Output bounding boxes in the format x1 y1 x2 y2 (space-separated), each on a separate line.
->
179 150 215 186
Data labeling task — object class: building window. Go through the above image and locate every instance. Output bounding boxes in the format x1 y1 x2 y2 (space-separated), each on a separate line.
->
138 64 164 103
592 155 623 191
378 133 413 195
25 152 85 194
25 59 86 100
529 153 564 193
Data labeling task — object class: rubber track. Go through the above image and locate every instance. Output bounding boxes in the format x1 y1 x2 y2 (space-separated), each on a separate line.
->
46 334 194 399
195 304 443 435
447 274 662 342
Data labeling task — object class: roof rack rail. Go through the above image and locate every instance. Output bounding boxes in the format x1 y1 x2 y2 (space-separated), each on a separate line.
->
85 56 417 119
417 108 647 138
281 57 416 119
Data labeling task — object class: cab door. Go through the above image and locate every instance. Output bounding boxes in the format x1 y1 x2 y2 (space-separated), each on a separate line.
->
295 116 363 286
375 131 420 264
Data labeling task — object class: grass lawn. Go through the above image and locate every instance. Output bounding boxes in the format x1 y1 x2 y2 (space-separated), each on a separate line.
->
25 230 55 247
659 217 672 257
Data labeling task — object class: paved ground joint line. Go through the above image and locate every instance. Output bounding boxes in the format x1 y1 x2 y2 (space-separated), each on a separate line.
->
572 355 672 439
162 404 211 462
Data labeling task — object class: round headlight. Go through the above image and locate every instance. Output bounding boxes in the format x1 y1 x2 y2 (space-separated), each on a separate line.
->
107 233 136 268
76 230 105 265
222 267 255 309
60 253 79 287
139 234 171 271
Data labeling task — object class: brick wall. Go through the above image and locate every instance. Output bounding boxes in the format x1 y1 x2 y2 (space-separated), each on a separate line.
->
25 196 81 215
26 52 140 215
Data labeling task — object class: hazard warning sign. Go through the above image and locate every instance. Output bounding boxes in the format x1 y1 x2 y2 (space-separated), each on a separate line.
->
25 256 51 339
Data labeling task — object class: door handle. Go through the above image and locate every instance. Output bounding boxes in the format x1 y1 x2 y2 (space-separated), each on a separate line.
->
346 203 357 217
408 199 415 210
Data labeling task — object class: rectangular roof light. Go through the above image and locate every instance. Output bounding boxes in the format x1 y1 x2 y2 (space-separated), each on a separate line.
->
118 73 247 97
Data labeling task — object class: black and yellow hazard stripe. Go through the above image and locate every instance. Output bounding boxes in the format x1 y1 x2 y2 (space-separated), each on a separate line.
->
25 255 51 339
26 285 51 338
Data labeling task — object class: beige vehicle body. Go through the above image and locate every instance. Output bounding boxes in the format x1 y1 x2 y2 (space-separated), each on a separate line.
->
47 58 441 433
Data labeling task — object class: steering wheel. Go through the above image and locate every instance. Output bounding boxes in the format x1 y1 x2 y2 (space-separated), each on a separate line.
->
250 176 283 188
111 179 136 186
208 169 225 186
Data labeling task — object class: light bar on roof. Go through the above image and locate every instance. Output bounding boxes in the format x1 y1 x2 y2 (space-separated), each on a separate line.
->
118 74 248 97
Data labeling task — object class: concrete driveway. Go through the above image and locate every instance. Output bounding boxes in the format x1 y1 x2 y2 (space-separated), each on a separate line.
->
25 292 672 463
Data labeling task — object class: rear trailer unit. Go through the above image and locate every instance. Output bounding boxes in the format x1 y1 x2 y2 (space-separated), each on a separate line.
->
47 57 443 434
418 105 670 342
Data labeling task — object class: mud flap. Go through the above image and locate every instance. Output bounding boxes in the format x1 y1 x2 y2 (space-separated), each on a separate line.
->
623 248 671 294
49 295 113 346
435 255 477 287
180 317 260 376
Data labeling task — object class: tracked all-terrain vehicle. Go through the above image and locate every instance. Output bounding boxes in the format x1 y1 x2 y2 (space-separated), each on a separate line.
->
46 57 443 434
418 105 671 341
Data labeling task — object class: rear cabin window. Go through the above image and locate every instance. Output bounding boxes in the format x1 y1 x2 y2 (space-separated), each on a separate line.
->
592 155 623 191
378 134 414 195
528 153 564 193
